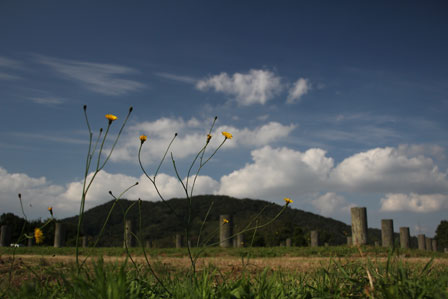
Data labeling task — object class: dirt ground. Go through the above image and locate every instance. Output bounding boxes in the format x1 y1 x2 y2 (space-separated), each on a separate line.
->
2 254 448 273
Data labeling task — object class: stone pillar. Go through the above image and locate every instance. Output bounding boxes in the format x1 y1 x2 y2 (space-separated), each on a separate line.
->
219 215 233 248
175 233 183 248
54 222 65 248
123 219 134 248
432 239 438 252
425 237 432 251
236 233 244 248
347 236 352 246
417 234 426 250
351 207 368 245
0 225 11 247
381 219 394 248
82 236 88 248
310 230 318 247
399 227 410 249
374 241 380 247
286 238 292 247
27 235 34 247
145 240 151 248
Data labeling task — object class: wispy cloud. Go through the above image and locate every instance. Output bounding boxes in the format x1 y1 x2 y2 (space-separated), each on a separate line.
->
36 55 145 95
0 56 23 80
154 72 198 84
9 132 88 145
28 97 64 105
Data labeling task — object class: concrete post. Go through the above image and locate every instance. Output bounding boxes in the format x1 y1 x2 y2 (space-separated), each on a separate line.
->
219 215 233 248
381 219 394 248
123 219 134 248
145 240 151 248
399 227 410 249
54 222 65 247
236 233 244 248
347 236 352 246
175 233 183 248
82 236 88 248
417 234 426 250
425 237 432 251
310 230 318 247
286 238 292 247
351 207 368 245
0 225 11 247
374 241 379 247
432 239 438 252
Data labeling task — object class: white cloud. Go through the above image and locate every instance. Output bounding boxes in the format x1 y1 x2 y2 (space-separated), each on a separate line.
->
110 117 296 163
380 193 448 213
330 147 448 193
287 78 310 104
311 192 352 216
196 69 283 106
36 56 145 95
0 165 219 220
218 146 334 199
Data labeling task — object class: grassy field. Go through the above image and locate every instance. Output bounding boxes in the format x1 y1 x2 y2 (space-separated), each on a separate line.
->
1 246 448 298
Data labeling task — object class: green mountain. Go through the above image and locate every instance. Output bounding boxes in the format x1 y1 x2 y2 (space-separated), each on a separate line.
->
60 195 386 247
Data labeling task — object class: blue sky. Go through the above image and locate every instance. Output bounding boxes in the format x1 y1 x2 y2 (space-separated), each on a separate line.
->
1 1 447 237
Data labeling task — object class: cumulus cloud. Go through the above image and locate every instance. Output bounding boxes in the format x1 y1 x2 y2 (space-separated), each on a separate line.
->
0 166 219 220
311 192 353 216
218 145 448 210
110 117 296 163
218 146 334 199
196 69 283 106
380 193 448 213
36 56 145 95
287 78 310 104
331 147 448 193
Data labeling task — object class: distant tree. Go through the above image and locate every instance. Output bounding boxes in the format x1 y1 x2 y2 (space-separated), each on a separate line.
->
435 220 448 250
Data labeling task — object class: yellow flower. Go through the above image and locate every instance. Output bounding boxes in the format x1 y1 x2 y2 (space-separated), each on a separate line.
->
34 228 44 244
222 131 232 139
223 218 229 224
284 197 293 205
206 134 212 143
48 206 53 216
140 135 147 143
105 114 118 123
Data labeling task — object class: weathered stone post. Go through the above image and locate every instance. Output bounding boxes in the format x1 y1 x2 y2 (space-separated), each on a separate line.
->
444 248 448 253
27 235 34 247
381 219 394 248
374 241 380 247
425 237 432 251
351 207 368 245
236 233 244 248
432 239 438 252
399 227 410 249
310 230 318 247
82 236 88 248
286 238 292 247
123 219 134 248
219 215 233 248
417 234 426 250
175 233 183 248
145 239 151 248
54 222 65 248
347 236 352 246
0 225 11 247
